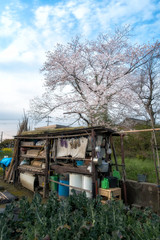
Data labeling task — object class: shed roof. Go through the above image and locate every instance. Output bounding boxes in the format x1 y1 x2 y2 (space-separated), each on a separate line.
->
15 125 118 139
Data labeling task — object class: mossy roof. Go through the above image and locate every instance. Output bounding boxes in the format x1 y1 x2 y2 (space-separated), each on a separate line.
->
15 126 117 138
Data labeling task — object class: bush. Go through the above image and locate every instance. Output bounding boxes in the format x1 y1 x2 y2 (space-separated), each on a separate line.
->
1 148 12 156
0 192 159 240
113 123 160 159
0 148 13 160
0 139 14 149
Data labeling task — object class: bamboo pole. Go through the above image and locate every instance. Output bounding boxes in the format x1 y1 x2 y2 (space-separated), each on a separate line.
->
118 128 160 133
49 179 92 193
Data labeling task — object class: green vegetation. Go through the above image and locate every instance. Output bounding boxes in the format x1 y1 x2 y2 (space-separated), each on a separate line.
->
0 139 14 150
0 148 13 158
112 124 160 183
114 124 160 159
0 192 160 240
112 157 156 183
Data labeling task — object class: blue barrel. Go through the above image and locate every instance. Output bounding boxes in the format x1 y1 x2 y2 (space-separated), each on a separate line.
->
58 180 69 197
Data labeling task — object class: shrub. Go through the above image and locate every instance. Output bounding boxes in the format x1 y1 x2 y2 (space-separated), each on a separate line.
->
0 139 14 149
0 192 159 240
0 148 13 159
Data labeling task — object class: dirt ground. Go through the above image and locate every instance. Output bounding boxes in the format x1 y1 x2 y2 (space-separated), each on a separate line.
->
0 175 34 209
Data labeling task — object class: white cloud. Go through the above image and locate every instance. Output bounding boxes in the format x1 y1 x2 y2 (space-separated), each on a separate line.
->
0 0 159 127
34 5 52 28
72 5 90 20
0 26 46 64
0 5 21 36
0 70 43 114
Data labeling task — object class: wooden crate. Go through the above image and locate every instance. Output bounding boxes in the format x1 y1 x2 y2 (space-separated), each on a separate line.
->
99 188 121 201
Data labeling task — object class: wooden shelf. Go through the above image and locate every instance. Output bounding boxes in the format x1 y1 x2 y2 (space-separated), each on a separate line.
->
50 164 92 175
20 154 45 159
55 157 91 161
21 145 44 148
18 165 45 175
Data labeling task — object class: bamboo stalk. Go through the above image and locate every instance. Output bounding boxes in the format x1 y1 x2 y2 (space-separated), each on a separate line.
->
118 128 160 133
49 179 92 193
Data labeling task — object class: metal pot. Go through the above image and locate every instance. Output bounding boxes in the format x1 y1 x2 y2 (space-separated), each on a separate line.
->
93 157 102 165
97 162 109 172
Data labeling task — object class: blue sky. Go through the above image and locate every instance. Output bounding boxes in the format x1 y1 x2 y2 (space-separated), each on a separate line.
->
0 0 160 136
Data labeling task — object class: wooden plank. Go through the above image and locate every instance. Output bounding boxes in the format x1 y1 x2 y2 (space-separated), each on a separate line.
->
15 133 91 139
50 164 92 175
18 165 45 175
20 155 45 159
43 139 50 198
54 157 91 161
21 145 44 148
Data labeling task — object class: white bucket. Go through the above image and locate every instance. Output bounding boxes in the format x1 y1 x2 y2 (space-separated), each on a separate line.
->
69 173 82 195
82 175 92 198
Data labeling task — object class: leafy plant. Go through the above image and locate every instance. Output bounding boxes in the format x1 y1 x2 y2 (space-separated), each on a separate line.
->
0 192 160 240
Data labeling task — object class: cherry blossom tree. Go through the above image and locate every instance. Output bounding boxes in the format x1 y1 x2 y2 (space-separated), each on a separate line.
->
30 27 160 126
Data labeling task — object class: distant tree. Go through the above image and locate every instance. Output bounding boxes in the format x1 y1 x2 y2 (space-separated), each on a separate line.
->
30 27 160 126
125 47 160 177
124 46 160 125
0 139 14 149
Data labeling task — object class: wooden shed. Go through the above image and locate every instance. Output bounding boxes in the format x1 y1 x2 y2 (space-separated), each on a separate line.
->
13 125 123 200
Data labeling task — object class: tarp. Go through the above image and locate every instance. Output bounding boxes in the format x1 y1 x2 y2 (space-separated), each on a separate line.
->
0 190 18 204
56 137 88 159
0 157 12 169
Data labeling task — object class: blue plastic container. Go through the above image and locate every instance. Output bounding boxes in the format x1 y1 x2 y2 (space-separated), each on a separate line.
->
58 180 69 197
76 160 84 166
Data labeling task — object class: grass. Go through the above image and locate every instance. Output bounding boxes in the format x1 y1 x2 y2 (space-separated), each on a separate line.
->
113 157 157 184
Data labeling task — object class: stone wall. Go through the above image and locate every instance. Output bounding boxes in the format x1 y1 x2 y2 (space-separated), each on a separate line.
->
121 180 159 212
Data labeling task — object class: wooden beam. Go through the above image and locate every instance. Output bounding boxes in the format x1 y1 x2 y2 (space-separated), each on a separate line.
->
50 164 91 175
120 134 127 205
43 138 50 198
15 133 91 139
91 129 96 197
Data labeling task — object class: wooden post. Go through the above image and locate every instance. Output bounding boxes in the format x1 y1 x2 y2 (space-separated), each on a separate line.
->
110 135 119 171
43 138 50 198
120 134 127 205
91 129 97 198
151 133 160 212
105 136 109 163
1 131 3 143
14 139 21 184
